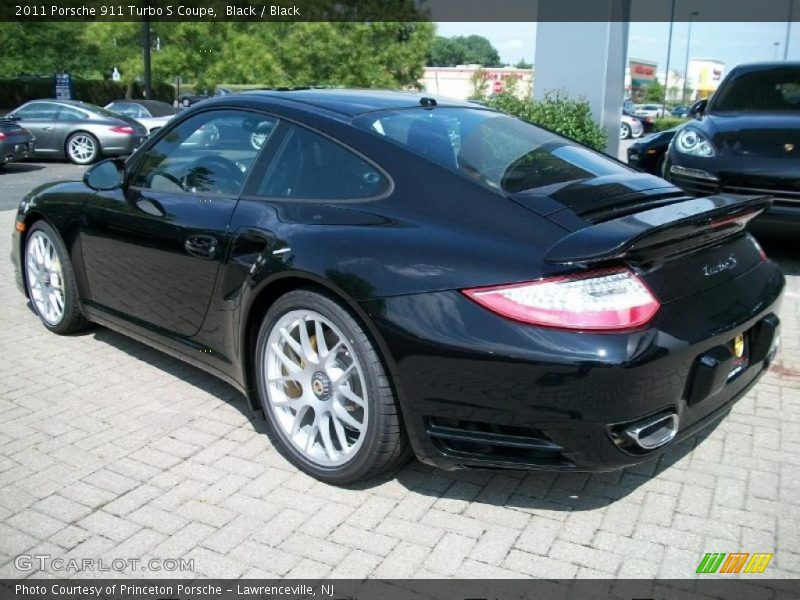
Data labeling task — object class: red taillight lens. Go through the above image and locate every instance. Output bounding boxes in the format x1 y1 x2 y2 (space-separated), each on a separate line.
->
0 132 6 140
463 268 660 331
110 126 134 134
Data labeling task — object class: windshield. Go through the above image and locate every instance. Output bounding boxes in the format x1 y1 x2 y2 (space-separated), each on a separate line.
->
711 67 800 112
353 107 628 194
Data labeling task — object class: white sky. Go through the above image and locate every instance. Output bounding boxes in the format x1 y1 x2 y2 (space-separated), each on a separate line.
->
435 22 800 72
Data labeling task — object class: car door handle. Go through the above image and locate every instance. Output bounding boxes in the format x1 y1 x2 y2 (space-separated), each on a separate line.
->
184 235 218 258
41 127 52 131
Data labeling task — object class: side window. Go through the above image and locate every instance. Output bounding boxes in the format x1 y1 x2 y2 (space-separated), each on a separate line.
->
57 107 88 121
256 124 389 200
133 110 277 197
15 102 59 120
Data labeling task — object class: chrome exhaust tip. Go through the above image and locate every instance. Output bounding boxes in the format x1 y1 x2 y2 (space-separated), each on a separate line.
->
624 413 678 450
609 410 679 454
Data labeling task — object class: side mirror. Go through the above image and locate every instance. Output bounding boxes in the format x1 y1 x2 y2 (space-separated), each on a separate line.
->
4 114 20 121
689 99 708 119
84 158 125 191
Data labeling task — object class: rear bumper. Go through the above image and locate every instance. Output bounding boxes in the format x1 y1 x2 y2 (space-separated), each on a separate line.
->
363 261 784 472
0 139 34 164
101 134 146 156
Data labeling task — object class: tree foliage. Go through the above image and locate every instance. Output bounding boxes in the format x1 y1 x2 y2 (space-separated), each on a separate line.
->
0 22 434 92
427 35 502 67
486 92 608 152
642 78 664 102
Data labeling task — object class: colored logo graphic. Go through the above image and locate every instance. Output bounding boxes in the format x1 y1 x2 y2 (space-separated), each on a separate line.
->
696 552 773 574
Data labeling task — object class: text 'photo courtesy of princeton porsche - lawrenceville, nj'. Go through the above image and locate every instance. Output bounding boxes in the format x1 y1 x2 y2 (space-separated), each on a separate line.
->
0 1 799 599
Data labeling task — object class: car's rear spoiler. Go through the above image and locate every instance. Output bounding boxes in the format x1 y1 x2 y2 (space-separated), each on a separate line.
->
545 194 772 265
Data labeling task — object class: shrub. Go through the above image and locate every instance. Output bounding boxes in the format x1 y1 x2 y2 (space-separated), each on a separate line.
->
0 78 174 110
652 116 687 132
485 91 608 152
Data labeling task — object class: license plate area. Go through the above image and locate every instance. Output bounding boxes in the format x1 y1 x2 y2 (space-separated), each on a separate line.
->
727 332 749 381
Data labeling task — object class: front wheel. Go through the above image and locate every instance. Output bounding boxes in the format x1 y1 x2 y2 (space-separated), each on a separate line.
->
620 123 632 140
66 132 99 165
255 290 410 484
24 221 90 334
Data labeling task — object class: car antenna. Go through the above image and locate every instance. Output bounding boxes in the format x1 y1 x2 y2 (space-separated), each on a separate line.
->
419 97 437 108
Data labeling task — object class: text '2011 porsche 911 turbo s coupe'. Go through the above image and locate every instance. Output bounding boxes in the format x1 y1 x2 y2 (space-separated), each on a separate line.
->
11 90 784 484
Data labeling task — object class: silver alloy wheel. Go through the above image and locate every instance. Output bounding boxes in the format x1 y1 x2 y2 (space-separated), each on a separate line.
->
620 123 629 140
67 134 95 163
25 231 65 325
264 309 368 467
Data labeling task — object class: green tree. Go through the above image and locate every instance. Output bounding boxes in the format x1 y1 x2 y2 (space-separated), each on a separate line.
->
427 35 502 67
0 23 94 77
515 59 533 69
643 78 664 102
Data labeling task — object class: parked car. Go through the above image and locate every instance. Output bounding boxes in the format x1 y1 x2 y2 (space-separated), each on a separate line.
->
671 105 691 117
105 99 177 133
620 113 644 139
12 89 783 484
626 109 654 134
666 62 800 237
0 118 35 168
626 128 677 177
105 99 219 147
5 99 147 164
635 103 667 119
178 86 234 108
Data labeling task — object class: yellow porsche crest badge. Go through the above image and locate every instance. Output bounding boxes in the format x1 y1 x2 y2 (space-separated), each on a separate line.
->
733 334 745 359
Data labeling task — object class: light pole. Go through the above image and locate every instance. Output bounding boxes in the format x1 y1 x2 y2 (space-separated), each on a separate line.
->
682 11 699 104
785 0 794 60
662 0 676 109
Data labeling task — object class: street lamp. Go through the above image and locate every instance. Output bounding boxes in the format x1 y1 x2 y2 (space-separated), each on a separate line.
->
785 0 794 60
662 0 677 109
682 11 699 104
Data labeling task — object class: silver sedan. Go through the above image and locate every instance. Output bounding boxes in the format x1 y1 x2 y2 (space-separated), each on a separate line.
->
5 99 148 164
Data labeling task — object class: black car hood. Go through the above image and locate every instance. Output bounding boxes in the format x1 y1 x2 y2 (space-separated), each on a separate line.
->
700 113 800 159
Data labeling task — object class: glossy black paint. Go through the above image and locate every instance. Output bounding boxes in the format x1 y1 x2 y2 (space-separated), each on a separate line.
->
626 129 675 177
11 89 785 473
667 62 800 238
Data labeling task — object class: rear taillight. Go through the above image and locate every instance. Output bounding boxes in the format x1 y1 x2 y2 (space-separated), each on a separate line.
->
0 132 6 140
110 126 134 134
463 268 660 331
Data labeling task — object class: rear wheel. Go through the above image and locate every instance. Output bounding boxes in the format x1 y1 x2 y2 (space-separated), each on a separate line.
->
66 132 99 165
24 221 89 334
620 123 632 140
255 290 410 484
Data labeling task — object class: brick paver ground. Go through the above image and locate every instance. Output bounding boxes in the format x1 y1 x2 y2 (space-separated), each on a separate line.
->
1 204 799 579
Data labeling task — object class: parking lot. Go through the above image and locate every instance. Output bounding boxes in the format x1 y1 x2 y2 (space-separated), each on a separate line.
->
1 161 799 579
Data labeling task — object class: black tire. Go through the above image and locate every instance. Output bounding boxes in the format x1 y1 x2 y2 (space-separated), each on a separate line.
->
24 221 90 335
65 132 100 165
255 289 411 484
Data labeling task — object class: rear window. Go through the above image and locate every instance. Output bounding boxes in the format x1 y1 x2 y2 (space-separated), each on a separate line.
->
711 67 800 112
353 107 628 194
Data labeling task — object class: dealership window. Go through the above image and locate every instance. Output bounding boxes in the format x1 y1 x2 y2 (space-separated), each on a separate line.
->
254 124 389 200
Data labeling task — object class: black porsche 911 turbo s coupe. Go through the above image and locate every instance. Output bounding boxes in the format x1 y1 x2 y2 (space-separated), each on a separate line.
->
12 89 784 484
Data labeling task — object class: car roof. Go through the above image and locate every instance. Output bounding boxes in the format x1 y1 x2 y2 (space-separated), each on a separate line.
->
107 99 176 116
729 61 800 74
239 88 477 117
